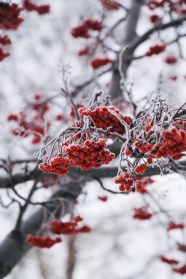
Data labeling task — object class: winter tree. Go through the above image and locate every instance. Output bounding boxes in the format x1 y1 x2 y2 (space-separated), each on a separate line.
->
1 0 186 278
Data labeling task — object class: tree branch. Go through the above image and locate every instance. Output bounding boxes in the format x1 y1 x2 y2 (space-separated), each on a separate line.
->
109 0 143 99
130 16 186 53
1 158 186 190
0 181 82 279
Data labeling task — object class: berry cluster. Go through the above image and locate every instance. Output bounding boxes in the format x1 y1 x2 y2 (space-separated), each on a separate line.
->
164 55 177 64
148 0 186 15
64 139 115 171
99 0 120 10
167 222 185 231
134 140 153 153
148 0 168 10
51 216 91 235
114 172 144 192
26 234 62 248
133 206 153 220
91 57 113 69
39 157 70 176
0 35 11 46
7 94 50 144
134 163 147 174
0 3 23 30
8 111 45 144
30 96 49 120
145 44 166 56
171 1 186 16
169 75 178 81
98 195 108 202
114 172 134 192
77 46 91 56
0 47 10 62
23 0 50 15
0 2 23 62
159 256 179 265
114 97 186 191
138 177 154 194
149 14 159 24
71 18 102 39
79 106 132 134
176 119 186 127
0 1 50 63
151 126 186 159
172 264 186 275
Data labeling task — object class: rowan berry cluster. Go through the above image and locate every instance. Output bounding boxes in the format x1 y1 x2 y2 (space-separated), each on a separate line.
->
133 206 153 220
51 216 91 235
0 2 23 62
172 264 186 275
171 1 186 15
26 234 62 248
98 195 108 202
7 95 50 144
133 140 153 153
148 0 168 10
113 96 186 193
151 126 186 159
167 222 185 231
149 14 159 24
78 106 132 134
114 172 143 192
64 139 115 171
164 55 177 64
39 157 70 176
159 256 179 265
77 46 91 56
27 216 90 248
71 19 102 39
91 57 113 69
148 0 186 15
120 123 186 184
8 111 46 144
0 1 50 63
0 35 11 46
134 163 147 174
23 0 50 15
0 47 10 61
99 0 120 10
114 172 134 192
145 44 166 56
139 177 154 194
169 75 178 81
0 2 23 30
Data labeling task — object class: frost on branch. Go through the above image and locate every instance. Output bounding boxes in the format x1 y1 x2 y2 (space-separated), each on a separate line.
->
35 94 119 174
35 93 186 193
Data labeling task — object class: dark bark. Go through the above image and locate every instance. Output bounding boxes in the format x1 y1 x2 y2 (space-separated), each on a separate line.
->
109 0 143 100
1 158 186 190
